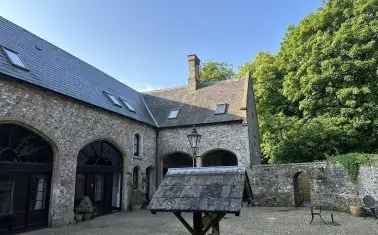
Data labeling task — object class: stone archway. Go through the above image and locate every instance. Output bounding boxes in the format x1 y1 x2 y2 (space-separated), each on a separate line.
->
0 123 54 232
162 152 192 176
293 171 311 207
75 140 123 216
201 149 238 167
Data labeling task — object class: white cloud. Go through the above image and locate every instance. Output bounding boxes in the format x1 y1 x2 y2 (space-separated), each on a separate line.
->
134 83 166 92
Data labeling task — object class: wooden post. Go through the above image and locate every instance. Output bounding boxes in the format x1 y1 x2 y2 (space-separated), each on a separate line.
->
211 222 220 235
193 212 203 235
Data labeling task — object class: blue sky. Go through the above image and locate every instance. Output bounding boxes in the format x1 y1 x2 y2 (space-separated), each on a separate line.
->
1 1 321 91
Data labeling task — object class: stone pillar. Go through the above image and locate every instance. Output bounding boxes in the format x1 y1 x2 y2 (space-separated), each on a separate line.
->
49 149 77 226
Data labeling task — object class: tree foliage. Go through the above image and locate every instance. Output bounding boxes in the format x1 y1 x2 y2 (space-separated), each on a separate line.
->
200 61 234 81
328 153 378 182
241 0 378 163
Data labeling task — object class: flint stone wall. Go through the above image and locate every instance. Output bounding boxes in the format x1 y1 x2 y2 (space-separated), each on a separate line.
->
250 162 378 211
0 77 157 226
157 123 251 180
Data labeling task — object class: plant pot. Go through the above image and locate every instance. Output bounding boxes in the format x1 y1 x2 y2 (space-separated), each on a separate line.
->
350 206 362 217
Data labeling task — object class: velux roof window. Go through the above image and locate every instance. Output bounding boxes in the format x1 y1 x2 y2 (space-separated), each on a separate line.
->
2 47 27 70
120 97 136 113
103 91 122 107
215 104 228 115
168 109 180 119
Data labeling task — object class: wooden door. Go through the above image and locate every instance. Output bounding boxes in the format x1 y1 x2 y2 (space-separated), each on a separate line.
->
28 174 50 229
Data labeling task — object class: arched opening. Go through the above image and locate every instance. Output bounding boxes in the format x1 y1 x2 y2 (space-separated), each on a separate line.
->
132 166 140 189
162 152 192 176
0 124 53 232
75 140 122 216
293 171 311 207
201 149 238 167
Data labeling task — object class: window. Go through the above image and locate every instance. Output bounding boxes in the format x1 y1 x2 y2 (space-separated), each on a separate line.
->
120 97 136 112
168 109 179 119
215 104 228 114
103 91 122 107
133 166 139 189
31 175 48 210
2 47 27 70
0 176 14 215
94 175 104 202
134 134 141 156
112 173 121 208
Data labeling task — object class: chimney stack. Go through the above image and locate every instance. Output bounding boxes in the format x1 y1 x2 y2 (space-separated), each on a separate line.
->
187 54 200 91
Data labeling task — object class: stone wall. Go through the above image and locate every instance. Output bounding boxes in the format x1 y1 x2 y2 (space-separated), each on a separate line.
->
157 123 251 180
0 77 157 226
250 162 378 211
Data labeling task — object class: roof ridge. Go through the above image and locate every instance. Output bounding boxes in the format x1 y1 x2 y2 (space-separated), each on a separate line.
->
146 79 243 95
146 85 187 94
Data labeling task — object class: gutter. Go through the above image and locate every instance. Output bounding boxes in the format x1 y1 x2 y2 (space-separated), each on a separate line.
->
141 95 160 128
141 95 160 188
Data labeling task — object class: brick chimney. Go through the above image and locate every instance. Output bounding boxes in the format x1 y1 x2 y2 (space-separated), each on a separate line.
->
187 54 200 91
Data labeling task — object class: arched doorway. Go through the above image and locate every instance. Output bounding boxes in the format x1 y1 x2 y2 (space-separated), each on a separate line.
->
75 141 122 216
162 152 192 176
293 172 311 207
201 149 238 167
0 124 53 232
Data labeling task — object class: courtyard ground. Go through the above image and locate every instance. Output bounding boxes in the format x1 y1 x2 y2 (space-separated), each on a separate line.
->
24 207 377 235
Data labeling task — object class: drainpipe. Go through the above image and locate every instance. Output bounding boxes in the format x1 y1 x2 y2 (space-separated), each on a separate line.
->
155 129 159 189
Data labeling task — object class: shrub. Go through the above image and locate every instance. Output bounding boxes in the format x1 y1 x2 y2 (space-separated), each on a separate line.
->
328 153 378 182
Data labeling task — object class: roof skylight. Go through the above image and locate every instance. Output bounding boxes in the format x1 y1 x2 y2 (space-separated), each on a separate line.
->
3 47 27 70
215 104 228 115
168 109 180 119
103 91 122 107
120 97 136 112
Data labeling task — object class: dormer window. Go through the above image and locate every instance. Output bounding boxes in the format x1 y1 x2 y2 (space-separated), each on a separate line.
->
2 47 27 70
120 97 136 112
103 91 122 107
215 104 228 114
168 109 179 119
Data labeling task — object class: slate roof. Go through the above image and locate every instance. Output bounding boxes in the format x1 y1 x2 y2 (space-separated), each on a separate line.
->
148 166 250 214
0 17 156 126
144 79 247 127
0 17 247 128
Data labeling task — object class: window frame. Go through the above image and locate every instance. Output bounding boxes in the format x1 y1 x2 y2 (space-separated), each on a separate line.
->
103 91 122 107
132 166 139 189
119 97 136 113
2 47 28 70
168 109 180 119
215 103 228 115
133 133 141 157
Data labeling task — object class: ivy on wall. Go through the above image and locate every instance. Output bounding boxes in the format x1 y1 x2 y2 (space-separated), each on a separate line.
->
328 153 378 183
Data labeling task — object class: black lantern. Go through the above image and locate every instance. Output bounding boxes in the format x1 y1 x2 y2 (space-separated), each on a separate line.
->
187 127 202 167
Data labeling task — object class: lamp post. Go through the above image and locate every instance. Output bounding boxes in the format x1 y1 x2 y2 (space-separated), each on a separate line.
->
187 127 202 167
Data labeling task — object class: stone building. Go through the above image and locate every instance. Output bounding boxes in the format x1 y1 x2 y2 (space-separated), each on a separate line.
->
0 17 260 232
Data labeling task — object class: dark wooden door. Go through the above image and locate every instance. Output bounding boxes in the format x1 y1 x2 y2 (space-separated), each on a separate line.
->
0 172 50 232
75 141 122 216
12 174 29 231
28 174 50 229
0 124 53 233
76 173 113 215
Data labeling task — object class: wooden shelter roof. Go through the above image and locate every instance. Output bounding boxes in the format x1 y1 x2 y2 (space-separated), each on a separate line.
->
148 166 251 214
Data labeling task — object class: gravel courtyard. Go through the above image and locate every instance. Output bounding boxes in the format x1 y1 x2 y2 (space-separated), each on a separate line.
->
24 207 377 235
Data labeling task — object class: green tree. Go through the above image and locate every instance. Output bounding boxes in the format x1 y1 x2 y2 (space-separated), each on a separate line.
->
200 61 234 81
243 0 378 163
